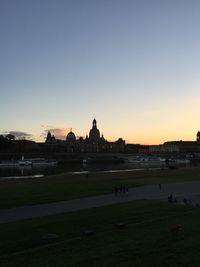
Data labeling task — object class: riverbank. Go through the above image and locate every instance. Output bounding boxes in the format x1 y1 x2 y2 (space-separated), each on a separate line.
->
1 166 200 209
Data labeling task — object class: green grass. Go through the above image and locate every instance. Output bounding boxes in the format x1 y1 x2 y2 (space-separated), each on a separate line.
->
0 166 200 209
1 200 200 266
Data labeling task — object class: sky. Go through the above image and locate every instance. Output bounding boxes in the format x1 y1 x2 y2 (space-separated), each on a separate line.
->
1 0 200 144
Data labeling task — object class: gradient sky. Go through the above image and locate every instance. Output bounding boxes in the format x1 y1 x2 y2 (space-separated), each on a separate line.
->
1 0 200 144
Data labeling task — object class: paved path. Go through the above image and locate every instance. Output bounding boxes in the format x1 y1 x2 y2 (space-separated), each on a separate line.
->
1 181 200 224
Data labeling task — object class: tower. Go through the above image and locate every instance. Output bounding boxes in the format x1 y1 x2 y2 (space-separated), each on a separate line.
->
197 131 200 144
89 118 100 142
46 131 52 143
93 118 97 128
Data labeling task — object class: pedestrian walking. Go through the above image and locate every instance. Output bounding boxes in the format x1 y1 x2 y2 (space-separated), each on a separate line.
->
120 185 123 194
125 187 129 197
122 186 126 194
168 194 173 203
114 187 118 196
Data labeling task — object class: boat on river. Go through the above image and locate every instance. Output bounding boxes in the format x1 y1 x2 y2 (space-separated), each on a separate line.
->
0 157 57 167
18 157 57 166
18 159 32 166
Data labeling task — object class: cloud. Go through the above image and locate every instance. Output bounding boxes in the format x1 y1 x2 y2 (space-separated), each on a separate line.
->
7 131 32 139
43 128 70 140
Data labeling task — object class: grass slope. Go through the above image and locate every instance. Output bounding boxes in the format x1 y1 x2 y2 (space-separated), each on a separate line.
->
0 200 200 266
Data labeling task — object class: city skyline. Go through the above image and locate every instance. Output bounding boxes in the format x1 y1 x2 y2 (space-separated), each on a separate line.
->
1 0 200 145
2 116 199 146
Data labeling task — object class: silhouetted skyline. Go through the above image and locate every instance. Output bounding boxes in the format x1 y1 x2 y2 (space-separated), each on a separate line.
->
1 0 200 144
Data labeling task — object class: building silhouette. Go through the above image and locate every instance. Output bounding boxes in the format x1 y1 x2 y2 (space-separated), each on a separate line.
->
148 131 200 154
197 131 200 144
46 118 126 153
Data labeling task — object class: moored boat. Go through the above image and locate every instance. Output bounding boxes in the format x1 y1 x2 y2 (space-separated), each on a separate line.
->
18 159 32 166
18 156 32 166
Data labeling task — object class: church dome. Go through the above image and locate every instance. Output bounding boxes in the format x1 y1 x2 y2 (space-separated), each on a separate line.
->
66 129 76 141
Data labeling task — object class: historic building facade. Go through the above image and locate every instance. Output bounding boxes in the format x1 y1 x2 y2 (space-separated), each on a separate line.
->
46 118 126 153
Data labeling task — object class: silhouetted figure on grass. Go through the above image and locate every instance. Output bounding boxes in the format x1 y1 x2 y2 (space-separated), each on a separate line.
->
168 194 173 203
114 187 118 196
125 187 129 197
120 185 123 193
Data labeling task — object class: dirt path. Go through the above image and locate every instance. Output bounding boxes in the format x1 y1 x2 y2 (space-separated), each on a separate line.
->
1 181 200 224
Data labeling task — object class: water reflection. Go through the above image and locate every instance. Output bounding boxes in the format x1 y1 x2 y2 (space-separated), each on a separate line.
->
0 160 189 179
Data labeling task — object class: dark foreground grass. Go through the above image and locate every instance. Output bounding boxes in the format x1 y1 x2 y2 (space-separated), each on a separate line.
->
1 200 200 267
0 166 200 209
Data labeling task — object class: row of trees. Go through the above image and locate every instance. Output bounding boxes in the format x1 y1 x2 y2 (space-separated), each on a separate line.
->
1 134 15 140
0 134 15 150
0 134 36 152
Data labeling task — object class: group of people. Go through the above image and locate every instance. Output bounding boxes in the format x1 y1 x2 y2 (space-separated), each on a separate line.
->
114 185 129 197
183 198 199 207
168 194 200 207
168 194 177 203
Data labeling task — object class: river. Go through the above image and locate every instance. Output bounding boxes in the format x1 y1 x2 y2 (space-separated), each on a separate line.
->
0 160 190 179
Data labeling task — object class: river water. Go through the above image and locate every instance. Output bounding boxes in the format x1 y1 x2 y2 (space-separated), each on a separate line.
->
0 160 189 179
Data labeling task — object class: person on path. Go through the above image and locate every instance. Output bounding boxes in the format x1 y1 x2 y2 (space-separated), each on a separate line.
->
114 187 118 196
122 186 126 194
168 194 173 203
126 187 129 197
120 185 123 194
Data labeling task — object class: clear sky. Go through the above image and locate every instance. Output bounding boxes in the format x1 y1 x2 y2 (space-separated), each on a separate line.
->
1 0 200 144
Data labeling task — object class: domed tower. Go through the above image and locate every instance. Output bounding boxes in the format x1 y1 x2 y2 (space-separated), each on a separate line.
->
89 118 100 142
66 128 76 142
197 131 200 144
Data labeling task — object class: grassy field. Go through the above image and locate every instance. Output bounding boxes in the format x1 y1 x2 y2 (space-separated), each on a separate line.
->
0 166 200 209
0 200 200 266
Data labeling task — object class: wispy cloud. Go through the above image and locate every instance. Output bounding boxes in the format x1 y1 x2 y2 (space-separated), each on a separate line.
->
6 131 32 139
43 127 70 140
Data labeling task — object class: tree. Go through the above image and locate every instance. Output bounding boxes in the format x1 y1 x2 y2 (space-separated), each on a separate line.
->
5 134 15 141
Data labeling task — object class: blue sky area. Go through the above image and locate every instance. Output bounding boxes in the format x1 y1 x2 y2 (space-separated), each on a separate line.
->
1 0 200 144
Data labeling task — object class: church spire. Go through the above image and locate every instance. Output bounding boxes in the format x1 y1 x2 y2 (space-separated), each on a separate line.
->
93 118 97 128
